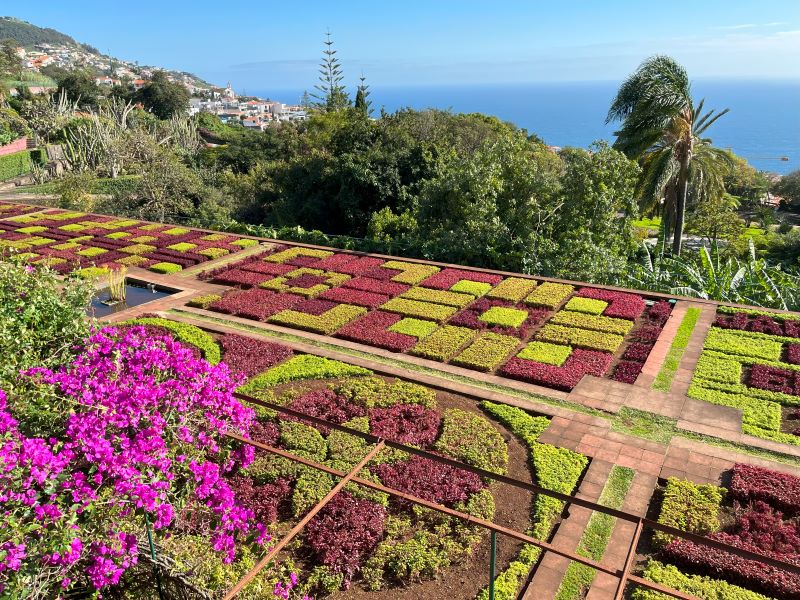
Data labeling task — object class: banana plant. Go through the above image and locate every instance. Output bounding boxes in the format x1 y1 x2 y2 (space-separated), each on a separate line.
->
628 239 800 310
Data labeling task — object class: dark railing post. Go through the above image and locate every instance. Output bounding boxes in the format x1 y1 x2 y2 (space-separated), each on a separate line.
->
489 530 497 600
145 513 166 600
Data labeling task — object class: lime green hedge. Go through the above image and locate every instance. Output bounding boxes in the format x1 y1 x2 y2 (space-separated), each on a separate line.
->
400 286 474 307
238 355 370 391
654 477 724 548
517 341 572 366
0 149 38 181
633 561 771 600
434 408 509 474
381 297 457 322
549 310 634 335
410 325 476 361
536 324 624 353
486 277 537 302
524 282 574 309
477 402 588 600
124 317 222 364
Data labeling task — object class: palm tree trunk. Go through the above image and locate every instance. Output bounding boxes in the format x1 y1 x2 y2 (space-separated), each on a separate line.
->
672 162 690 256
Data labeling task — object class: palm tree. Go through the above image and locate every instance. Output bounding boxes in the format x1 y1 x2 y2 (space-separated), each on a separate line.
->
607 56 732 255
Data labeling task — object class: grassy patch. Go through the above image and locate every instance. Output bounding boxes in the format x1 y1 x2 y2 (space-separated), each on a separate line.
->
652 307 702 392
611 408 676 444
555 465 635 600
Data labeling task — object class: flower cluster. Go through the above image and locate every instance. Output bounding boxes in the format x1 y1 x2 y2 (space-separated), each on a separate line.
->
0 327 264 595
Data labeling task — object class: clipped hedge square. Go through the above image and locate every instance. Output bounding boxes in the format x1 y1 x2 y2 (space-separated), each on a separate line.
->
380 297 458 322
524 282 574 309
450 279 493 297
105 232 131 239
452 332 520 371
388 318 439 339
163 227 190 235
16 226 47 234
116 254 150 266
149 262 183 274
517 341 572 366
58 223 87 232
120 244 157 255
564 297 608 315
410 325 476 361
139 223 166 231
166 242 198 252
128 235 157 243
478 306 528 328
486 277 537 302
76 247 108 257
197 247 230 259
231 238 260 248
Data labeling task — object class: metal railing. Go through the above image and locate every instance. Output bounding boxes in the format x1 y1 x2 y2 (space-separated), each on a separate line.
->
221 392 800 600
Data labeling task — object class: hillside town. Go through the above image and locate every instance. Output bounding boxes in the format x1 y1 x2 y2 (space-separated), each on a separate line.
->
14 41 307 126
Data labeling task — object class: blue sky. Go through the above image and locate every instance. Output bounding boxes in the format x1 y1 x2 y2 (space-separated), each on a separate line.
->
8 1 800 91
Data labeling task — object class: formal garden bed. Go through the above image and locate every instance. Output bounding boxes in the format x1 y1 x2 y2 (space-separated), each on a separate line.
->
195 244 675 393
0 202 260 275
688 306 800 446
636 463 800 600
0 252 589 600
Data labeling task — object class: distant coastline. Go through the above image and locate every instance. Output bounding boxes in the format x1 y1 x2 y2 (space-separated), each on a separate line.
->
250 80 799 174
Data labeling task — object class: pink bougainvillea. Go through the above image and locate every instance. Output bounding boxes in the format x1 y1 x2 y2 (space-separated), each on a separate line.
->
0 327 265 595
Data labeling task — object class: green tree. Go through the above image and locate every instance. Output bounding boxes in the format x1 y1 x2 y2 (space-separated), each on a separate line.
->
548 142 641 282
607 55 732 255
56 69 101 109
135 71 190 120
354 74 372 116
687 193 744 247
0 39 21 79
724 151 770 204
312 31 350 111
775 169 800 210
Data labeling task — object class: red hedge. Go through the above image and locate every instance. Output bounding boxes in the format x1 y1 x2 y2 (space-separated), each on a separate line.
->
335 311 417 352
240 261 295 276
575 287 646 320
748 364 800 396
612 360 644 383
369 404 442 447
211 268 273 288
371 455 485 505
333 256 386 275
319 286 390 308
730 463 800 516
219 332 293 377
305 492 387 584
285 389 366 434
210 289 302 321
500 349 614 391
227 476 292 523
341 276 409 296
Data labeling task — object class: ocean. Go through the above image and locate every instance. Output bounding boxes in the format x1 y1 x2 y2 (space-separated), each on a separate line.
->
254 80 799 175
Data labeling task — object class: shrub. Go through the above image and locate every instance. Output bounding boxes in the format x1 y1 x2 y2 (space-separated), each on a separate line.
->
654 477 724 548
305 492 387 584
268 303 367 335
451 280 493 296
369 404 442 446
125 317 221 363
380 260 440 284
197 247 230 259
419 268 502 290
0 149 35 181
335 311 417 352
187 293 222 309
478 306 529 328
279 421 327 462
76 247 108 257
612 360 644 384
387 317 439 339
212 268 272 288
318 286 389 307
292 467 334 516
748 364 800 396
517 341 572 366
536 324 624 353
549 310 634 335
704 328 783 361
362 531 451 590
16 226 47 234
633 560 772 600
264 247 333 263
564 297 608 315
434 408 508 474
332 377 437 409
342 275 409 296
227 476 292 524
524 282 574 309
371 455 485 505
410 325 476 361
334 256 386 275
230 238 260 248
149 262 183 274
163 227 191 235
729 463 800 516
75 266 110 278
623 342 653 362
486 277 537 302
210 289 302 321
380 297 457 322
285 389 365 434
218 332 293 377
452 332 520 371
400 286 474 307
239 355 371 391
166 242 197 252
119 243 157 254
105 231 131 239
238 260 295 276
501 349 613 390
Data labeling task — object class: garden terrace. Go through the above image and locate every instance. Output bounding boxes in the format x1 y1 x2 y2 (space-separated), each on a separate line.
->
0 201 260 275
6 202 800 599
